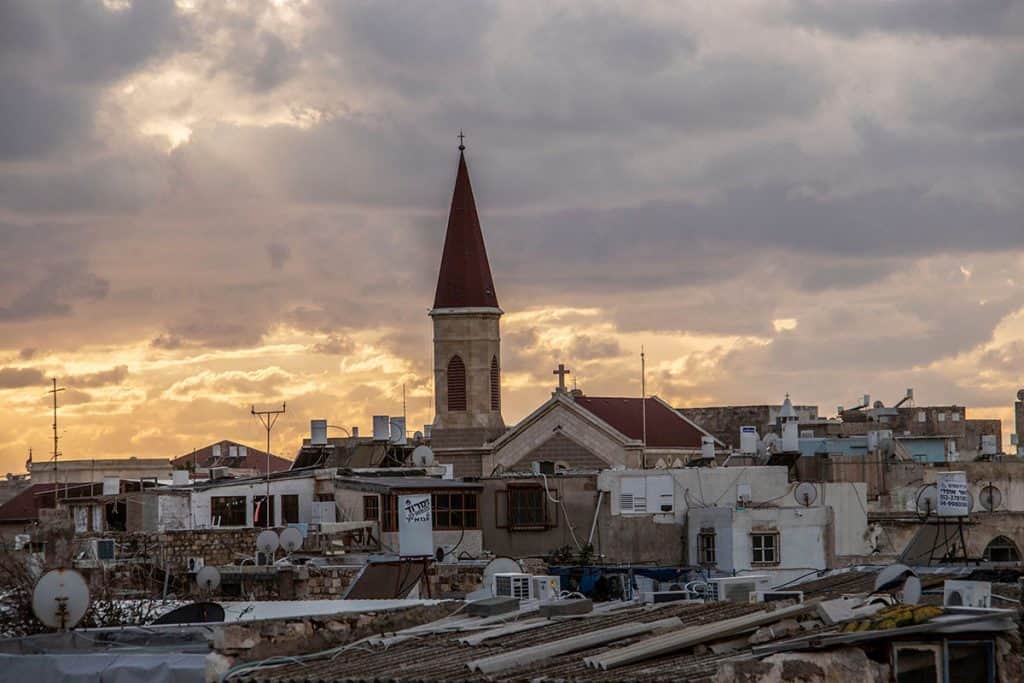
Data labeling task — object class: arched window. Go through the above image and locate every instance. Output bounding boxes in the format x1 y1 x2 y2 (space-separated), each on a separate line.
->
982 535 1021 562
447 355 466 412
490 356 501 412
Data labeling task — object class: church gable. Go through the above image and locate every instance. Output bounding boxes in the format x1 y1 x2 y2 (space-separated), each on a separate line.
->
505 432 608 472
486 398 636 473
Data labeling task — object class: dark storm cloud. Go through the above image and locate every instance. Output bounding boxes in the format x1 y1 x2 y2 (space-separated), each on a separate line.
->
0 0 188 160
267 242 291 270
0 367 46 390
786 0 1024 38
0 263 109 322
70 365 129 388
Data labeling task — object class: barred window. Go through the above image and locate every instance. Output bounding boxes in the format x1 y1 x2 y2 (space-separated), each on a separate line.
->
490 355 500 412
698 529 716 566
447 355 467 411
751 532 780 565
508 486 546 530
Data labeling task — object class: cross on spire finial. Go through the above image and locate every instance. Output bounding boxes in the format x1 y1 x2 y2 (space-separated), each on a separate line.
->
553 363 571 392
458 129 466 151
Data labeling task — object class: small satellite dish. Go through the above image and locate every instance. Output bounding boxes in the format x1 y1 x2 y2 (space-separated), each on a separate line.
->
795 482 818 507
435 546 446 562
902 576 922 605
32 569 90 630
280 527 303 553
483 556 523 581
875 564 915 594
196 566 221 591
257 529 280 554
411 445 435 467
915 485 939 520
980 485 1003 512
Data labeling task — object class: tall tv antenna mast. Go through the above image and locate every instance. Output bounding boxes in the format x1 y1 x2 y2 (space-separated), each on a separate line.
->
251 402 286 528
47 379 65 497
641 346 647 469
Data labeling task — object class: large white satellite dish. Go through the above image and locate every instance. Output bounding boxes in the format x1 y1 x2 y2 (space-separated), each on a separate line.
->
32 569 90 630
411 445 435 467
901 576 922 605
483 556 523 582
915 485 939 520
980 485 1003 512
280 527 303 553
795 482 818 507
257 529 280 554
196 566 221 591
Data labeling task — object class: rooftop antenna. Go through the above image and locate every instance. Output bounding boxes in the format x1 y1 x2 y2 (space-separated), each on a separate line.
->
251 402 286 527
47 379 65 498
641 346 647 469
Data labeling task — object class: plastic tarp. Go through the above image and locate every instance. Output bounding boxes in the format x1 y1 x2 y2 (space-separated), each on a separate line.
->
0 652 206 683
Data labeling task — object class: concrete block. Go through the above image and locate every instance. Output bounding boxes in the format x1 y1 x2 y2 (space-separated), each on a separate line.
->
466 597 520 617
539 598 593 618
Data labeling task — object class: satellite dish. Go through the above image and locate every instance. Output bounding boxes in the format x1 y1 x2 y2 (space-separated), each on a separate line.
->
280 527 303 553
483 556 523 582
874 564 915 595
980 485 1003 511
196 566 221 591
32 569 90 630
795 482 818 507
901 576 922 605
915 485 939 520
257 529 280 554
411 445 435 467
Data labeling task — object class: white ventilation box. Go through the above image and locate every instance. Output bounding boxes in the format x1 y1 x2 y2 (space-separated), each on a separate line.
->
708 575 770 602
619 477 647 513
187 556 205 573
493 572 533 600
943 580 991 608
751 590 804 604
736 484 752 507
532 575 561 602
172 470 189 486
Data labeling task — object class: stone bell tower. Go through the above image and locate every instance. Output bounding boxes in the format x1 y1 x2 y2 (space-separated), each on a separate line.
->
429 138 506 452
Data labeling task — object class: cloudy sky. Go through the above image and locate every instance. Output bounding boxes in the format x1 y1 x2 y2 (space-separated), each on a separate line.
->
1 0 1023 472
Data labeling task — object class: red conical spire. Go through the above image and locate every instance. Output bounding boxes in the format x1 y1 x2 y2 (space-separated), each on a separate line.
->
433 143 499 309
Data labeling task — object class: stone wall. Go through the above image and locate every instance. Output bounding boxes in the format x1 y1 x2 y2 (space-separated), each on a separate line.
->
427 563 484 597
117 528 262 573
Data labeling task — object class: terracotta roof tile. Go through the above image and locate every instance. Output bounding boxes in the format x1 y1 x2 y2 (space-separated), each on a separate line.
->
574 396 706 448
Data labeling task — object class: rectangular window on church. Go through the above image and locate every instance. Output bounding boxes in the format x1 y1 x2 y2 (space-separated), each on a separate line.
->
508 485 547 530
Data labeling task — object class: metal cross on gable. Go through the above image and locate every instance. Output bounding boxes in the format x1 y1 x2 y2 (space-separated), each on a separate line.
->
458 129 466 150
553 363 571 392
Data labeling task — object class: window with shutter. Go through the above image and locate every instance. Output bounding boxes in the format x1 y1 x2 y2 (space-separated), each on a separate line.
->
447 355 466 411
490 355 500 412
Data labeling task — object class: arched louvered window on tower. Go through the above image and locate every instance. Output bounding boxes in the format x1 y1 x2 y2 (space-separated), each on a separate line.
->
447 355 467 412
490 356 500 412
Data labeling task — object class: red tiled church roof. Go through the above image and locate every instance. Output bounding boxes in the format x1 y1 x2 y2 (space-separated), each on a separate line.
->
573 396 706 448
433 149 499 309
0 483 63 522
171 440 291 474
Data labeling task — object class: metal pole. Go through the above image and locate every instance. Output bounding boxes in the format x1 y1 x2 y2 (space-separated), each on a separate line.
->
641 347 647 469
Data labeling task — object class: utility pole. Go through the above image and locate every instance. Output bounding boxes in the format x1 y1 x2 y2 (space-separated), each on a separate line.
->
251 403 286 528
640 347 647 470
48 379 65 497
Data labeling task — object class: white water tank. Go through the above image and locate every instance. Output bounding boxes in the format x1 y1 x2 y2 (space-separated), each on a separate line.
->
701 435 715 460
739 426 758 455
372 415 390 441
310 419 328 445
390 417 407 445
102 476 120 495
782 420 799 453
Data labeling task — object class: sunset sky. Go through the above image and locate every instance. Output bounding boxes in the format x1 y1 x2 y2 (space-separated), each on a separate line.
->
2 1 1023 474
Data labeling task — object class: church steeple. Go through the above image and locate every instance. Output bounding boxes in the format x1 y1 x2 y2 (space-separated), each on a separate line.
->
433 143 498 310
429 137 505 456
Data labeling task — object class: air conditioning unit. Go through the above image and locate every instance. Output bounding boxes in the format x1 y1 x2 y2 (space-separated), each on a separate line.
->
751 590 804 604
532 575 561 602
943 580 991 608
493 572 533 600
187 556 205 573
708 575 770 602
92 538 116 561
642 590 700 604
